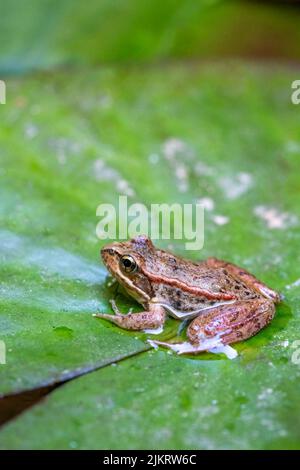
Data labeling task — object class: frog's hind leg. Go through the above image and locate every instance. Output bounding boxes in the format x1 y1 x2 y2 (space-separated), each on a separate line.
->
187 298 275 346
151 299 275 355
206 257 281 303
94 304 166 331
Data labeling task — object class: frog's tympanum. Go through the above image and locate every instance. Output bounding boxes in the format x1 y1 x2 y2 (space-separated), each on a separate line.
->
95 236 281 355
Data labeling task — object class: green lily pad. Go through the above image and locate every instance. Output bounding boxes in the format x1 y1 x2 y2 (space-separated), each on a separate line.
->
1 343 300 450
0 62 299 448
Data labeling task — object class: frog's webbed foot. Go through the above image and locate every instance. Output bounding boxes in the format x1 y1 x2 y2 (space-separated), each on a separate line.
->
148 338 221 354
94 304 166 331
148 339 238 359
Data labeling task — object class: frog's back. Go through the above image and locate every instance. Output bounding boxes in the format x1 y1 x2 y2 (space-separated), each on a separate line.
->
144 252 258 318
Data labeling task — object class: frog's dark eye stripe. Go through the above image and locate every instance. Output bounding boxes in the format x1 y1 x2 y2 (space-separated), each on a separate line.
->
120 255 137 273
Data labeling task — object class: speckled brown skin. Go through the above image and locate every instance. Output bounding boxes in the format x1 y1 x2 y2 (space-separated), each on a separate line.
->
205 257 281 304
187 298 275 346
95 235 280 351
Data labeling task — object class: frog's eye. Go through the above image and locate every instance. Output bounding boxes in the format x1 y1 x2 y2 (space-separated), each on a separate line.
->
120 255 137 273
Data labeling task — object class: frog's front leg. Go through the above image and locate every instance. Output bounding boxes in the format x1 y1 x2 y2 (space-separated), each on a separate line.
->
94 303 166 331
151 299 275 355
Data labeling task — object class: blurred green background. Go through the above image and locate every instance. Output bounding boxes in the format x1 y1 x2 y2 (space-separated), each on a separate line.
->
0 0 300 450
1 0 300 74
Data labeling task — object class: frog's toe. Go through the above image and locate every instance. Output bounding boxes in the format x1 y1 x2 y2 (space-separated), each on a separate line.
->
93 313 118 321
148 339 238 359
94 312 129 329
148 339 201 355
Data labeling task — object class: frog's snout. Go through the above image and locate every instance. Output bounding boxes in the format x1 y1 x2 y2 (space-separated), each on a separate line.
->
101 246 114 257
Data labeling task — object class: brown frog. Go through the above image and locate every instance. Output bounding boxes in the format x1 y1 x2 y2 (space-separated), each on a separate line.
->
95 235 281 355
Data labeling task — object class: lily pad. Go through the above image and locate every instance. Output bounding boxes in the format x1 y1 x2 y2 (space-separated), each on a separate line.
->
0 62 299 448
1 342 300 450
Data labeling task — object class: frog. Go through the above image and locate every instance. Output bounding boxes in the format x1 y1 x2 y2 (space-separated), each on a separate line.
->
94 235 281 355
